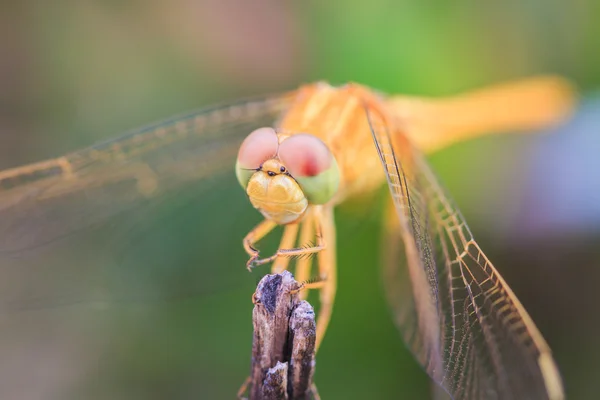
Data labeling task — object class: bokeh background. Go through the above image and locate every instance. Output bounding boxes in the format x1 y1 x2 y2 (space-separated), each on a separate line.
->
1 1 599 399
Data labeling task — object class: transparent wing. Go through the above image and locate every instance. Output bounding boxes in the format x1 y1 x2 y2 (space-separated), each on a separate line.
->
0 92 295 312
366 106 565 400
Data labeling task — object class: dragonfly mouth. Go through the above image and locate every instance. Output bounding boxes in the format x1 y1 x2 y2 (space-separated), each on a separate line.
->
251 198 300 206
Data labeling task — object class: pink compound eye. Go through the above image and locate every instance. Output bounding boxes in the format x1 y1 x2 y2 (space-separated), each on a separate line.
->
237 127 279 169
278 134 332 177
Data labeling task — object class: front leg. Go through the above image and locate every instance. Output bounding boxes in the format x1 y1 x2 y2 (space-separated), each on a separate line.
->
247 225 324 270
243 208 326 271
243 219 278 271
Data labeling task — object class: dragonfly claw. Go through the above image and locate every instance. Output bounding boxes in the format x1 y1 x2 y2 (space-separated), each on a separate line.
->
246 257 257 271
246 253 278 271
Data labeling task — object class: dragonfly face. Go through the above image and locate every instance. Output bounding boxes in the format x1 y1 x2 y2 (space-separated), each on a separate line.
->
244 157 308 224
235 127 340 224
0 77 574 399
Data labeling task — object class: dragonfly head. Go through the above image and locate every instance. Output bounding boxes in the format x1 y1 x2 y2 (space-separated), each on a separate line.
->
236 127 340 224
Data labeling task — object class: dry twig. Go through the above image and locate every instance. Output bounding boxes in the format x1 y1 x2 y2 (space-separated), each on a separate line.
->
240 271 319 400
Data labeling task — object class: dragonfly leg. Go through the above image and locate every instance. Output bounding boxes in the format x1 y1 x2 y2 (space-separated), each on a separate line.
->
244 206 336 351
294 211 316 300
243 219 278 270
270 205 336 350
313 206 337 351
236 375 251 400
248 207 325 269
248 228 324 269
290 278 326 295
271 223 300 273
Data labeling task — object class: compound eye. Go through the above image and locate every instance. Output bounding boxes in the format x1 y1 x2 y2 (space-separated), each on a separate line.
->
278 134 340 205
278 134 332 177
236 127 279 188
237 127 279 170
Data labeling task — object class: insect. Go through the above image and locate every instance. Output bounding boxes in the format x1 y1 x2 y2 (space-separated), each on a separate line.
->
0 77 573 399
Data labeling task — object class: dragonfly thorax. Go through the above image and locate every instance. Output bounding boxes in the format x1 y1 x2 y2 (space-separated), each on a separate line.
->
246 158 308 224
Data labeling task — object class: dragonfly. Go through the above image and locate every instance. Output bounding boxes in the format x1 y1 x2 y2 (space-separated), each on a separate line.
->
0 76 573 399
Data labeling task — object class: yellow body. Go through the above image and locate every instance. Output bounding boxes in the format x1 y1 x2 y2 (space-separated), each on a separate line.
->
241 76 573 400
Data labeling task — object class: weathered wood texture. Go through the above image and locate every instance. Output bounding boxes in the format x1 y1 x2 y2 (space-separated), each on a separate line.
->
247 271 319 400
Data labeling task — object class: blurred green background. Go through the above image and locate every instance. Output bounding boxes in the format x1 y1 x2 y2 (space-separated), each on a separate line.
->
1 1 599 399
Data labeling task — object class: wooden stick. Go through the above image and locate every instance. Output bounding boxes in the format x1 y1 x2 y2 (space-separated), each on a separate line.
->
243 271 319 400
